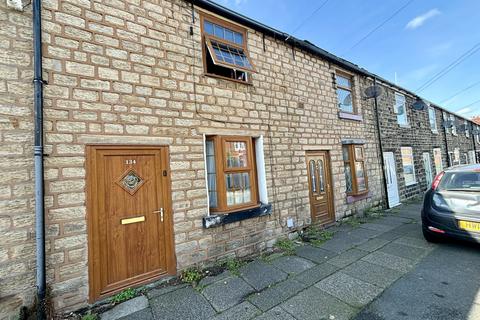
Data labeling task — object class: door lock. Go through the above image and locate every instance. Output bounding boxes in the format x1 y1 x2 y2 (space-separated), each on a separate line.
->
153 208 164 222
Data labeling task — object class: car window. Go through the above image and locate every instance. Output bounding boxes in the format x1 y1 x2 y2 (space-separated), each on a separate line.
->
439 172 480 190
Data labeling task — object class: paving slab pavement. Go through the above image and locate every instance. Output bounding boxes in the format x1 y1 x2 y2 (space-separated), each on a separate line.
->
99 200 453 320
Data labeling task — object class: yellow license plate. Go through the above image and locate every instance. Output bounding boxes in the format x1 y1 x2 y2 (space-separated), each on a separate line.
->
458 220 480 232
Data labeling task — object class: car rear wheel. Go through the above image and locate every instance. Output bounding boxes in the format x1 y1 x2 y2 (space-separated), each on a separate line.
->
422 226 442 243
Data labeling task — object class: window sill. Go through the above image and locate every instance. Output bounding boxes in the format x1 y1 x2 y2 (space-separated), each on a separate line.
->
399 124 411 128
203 203 272 228
431 129 438 134
405 181 417 187
346 191 371 204
203 73 253 86
339 112 363 121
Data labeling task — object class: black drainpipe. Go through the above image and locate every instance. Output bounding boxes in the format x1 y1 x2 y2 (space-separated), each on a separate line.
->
443 118 450 167
373 78 389 208
33 0 46 318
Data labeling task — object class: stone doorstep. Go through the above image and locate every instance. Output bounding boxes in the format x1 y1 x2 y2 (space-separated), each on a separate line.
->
100 296 149 320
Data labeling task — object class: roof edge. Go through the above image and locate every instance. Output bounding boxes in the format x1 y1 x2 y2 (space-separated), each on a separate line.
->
188 0 478 124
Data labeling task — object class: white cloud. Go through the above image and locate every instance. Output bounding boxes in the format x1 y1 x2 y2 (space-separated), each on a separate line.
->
406 9 441 30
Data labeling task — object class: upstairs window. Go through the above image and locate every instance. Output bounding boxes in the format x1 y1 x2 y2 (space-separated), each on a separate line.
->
342 144 368 195
428 107 437 132
336 72 355 114
450 115 457 135
465 120 469 138
201 15 255 82
206 136 259 213
395 93 408 126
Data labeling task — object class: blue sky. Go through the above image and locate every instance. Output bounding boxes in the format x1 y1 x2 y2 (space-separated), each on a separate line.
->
213 0 480 118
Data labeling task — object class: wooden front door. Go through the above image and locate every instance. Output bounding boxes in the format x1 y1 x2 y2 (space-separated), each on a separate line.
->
87 146 175 301
306 151 334 224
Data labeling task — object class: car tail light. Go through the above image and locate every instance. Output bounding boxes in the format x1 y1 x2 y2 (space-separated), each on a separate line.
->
431 171 445 190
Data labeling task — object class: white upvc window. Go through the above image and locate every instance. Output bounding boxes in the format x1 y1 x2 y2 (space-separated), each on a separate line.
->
451 115 457 135
465 120 469 138
469 150 477 164
401 147 416 186
395 93 408 126
428 107 437 132
443 112 449 134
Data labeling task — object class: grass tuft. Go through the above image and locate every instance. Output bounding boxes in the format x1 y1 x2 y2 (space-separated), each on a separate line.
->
110 288 137 304
274 238 296 255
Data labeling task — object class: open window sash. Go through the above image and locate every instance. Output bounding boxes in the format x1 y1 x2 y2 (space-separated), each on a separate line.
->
205 36 256 73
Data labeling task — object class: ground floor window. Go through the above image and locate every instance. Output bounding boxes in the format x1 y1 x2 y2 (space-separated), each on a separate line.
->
206 135 259 213
401 147 416 186
433 148 443 175
469 150 477 164
342 144 368 195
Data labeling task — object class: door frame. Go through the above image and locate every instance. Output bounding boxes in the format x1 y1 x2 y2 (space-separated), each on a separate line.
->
383 151 400 208
422 152 433 188
86 145 176 302
305 150 335 225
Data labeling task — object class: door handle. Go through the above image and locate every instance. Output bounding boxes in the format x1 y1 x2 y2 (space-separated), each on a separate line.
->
153 208 164 222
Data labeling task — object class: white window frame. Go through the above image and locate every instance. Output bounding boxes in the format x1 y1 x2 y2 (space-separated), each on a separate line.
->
443 112 449 134
450 115 457 136
395 93 408 126
428 107 437 132
465 120 469 138
400 147 416 186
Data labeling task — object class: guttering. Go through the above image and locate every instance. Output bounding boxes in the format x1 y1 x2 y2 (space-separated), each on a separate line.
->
32 0 46 318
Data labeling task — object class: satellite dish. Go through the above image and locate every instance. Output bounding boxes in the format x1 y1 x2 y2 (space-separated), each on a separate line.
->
364 85 383 99
442 120 454 128
412 98 428 111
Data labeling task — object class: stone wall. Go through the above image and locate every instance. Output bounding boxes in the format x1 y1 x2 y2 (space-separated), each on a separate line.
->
0 0 383 313
0 1 37 318
375 85 446 200
0 0 477 317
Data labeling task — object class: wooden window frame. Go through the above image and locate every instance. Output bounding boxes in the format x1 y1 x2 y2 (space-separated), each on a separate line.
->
335 70 356 114
343 144 368 196
200 13 255 83
207 135 259 214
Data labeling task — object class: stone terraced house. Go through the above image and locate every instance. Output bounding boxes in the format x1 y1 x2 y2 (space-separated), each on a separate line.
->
0 0 479 317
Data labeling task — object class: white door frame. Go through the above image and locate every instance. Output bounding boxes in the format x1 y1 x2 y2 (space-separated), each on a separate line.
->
383 152 400 208
422 152 433 189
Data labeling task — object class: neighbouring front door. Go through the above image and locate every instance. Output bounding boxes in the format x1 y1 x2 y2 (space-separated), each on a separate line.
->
87 146 175 301
306 151 334 225
422 152 433 188
383 152 400 208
